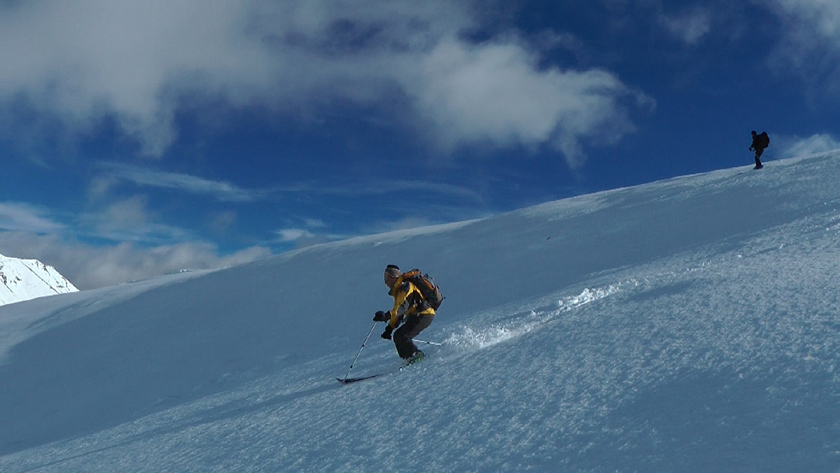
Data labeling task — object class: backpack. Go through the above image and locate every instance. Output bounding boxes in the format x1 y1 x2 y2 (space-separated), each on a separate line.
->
761 132 770 148
401 269 444 310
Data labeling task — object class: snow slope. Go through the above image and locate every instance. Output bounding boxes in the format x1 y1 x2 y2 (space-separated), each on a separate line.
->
3 153 840 471
0 254 77 306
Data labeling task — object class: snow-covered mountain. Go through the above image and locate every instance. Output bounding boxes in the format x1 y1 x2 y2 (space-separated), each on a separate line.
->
0 254 77 306
3 152 840 471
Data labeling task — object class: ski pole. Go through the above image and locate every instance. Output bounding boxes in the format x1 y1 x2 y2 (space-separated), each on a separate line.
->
341 321 378 382
413 339 443 346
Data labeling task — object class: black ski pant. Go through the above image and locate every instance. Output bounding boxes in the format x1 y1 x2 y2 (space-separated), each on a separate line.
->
393 314 433 358
754 147 765 167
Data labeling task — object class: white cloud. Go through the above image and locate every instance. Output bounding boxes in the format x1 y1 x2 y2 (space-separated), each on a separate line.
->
77 195 196 245
97 163 484 204
0 1 222 155
400 39 643 167
0 196 187 252
773 0 840 40
369 216 440 234
659 9 711 45
99 196 153 233
0 0 646 166
0 198 270 290
273 217 343 249
303 218 326 229
208 211 238 235
277 228 313 243
0 231 271 290
0 203 64 233
275 217 444 249
98 163 269 202
768 0 840 89
284 179 485 203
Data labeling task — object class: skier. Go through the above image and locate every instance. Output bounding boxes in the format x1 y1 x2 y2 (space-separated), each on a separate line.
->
749 130 770 169
373 264 435 364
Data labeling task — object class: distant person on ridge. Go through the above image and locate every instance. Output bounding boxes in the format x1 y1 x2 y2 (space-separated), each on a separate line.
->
373 265 441 364
749 130 770 169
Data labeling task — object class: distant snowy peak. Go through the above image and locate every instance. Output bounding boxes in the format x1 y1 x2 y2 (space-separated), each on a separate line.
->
0 254 78 306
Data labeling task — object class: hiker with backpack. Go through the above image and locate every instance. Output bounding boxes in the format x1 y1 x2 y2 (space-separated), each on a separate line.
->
749 130 770 169
373 264 441 364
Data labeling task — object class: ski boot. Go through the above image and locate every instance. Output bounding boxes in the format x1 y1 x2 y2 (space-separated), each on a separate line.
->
404 350 425 366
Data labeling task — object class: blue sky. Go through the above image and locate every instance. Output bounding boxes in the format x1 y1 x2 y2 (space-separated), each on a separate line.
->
2 0 840 289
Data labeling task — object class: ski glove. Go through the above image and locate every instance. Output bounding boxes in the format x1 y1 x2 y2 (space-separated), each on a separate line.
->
373 311 389 322
381 326 393 340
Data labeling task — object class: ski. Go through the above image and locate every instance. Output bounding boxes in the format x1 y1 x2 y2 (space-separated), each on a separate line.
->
337 373 388 384
337 356 426 384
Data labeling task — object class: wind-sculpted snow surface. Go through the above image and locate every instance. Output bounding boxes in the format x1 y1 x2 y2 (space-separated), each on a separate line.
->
3 153 840 471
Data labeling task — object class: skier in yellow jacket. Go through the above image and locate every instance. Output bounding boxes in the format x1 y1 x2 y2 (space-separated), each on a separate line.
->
374 264 434 363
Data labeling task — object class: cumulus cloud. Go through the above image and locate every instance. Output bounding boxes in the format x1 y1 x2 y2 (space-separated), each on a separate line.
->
0 0 646 166
0 191 270 290
0 231 271 290
768 0 840 90
401 39 644 166
772 0 840 41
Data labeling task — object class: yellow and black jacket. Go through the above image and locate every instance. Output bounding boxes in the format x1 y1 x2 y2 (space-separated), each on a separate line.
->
386 277 435 329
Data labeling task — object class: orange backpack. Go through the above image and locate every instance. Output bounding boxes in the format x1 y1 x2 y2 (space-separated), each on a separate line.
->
401 269 444 310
